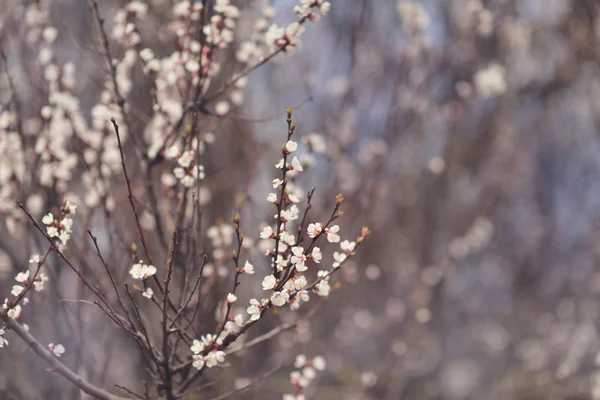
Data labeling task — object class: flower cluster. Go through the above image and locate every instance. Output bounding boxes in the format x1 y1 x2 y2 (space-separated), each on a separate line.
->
162 138 209 190
246 298 268 321
41 200 77 250
129 261 157 280
284 354 326 399
203 223 236 277
11 266 48 298
190 334 226 370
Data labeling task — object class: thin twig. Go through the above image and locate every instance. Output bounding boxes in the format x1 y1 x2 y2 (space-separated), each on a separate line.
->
207 364 282 400
0 310 133 400
161 232 178 400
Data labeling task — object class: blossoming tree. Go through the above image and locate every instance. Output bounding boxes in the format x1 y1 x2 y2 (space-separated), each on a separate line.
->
0 1 370 399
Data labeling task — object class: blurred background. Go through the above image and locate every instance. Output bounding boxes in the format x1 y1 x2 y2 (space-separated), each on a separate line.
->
2 0 600 399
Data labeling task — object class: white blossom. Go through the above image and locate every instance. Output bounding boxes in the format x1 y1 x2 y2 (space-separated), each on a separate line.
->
129 262 157 280
41 213 54 225
247 298 262 321
260 226 273 239
326 225 340 243
311 247 322 263
241 261 254 274
307 223 322 238
7 305 21 319
285 140 298 153
11 285 24 297
48 343 65 357
340 240 356 252
262 275 277 290
15 271 29 283
291 247 307 271
271 291 289 306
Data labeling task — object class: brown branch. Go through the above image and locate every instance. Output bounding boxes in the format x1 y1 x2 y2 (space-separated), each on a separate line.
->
0 310 133 400
161 232 178 400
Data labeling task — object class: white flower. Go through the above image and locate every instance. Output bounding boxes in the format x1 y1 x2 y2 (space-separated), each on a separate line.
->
290 156 303 171
142 287 154 299
191 339 204 354
313 355 326 370
271 291 289 306
307 223 322 238
340 240 356 252
293 275 307 291
34 273 48 292
7 305 21 319
192 354 205 370
15 271 29 283
291 247 307 271
64 200 77 215
333 252 347 268
326 225 340 243
185 59 200 73
215 101 230 116
295 290 310 308
139 48 154 62
11 285 24 297
29 254 42 264
260 226 273 239
41 213 54 225
316 280 330 296
129 262 157 280
275 255 288 271
303 133 327 153
285 140 298 153
41 105 53 119
241 261 254 274
61 217 73 232
272 178 283 188
267 193 278 203
174 167 186 179
262 275 277 290
181 175 195 187
173 1 191 17
42 26 58 43
178 151 195 168
47 226 59 238
165 145 180 159
311 247 322 263
49 343 65 357
303 366 317 380
280 231 295 246
0 329 7 347
281 205 300 221
234 314 244 326
59 230 71 245
247 299 262 321
290 370 310 388
320 2 331 14
293 288 310 311
474 63 507 98
227 293 237 303
294 353 307 368
205 350 225 367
